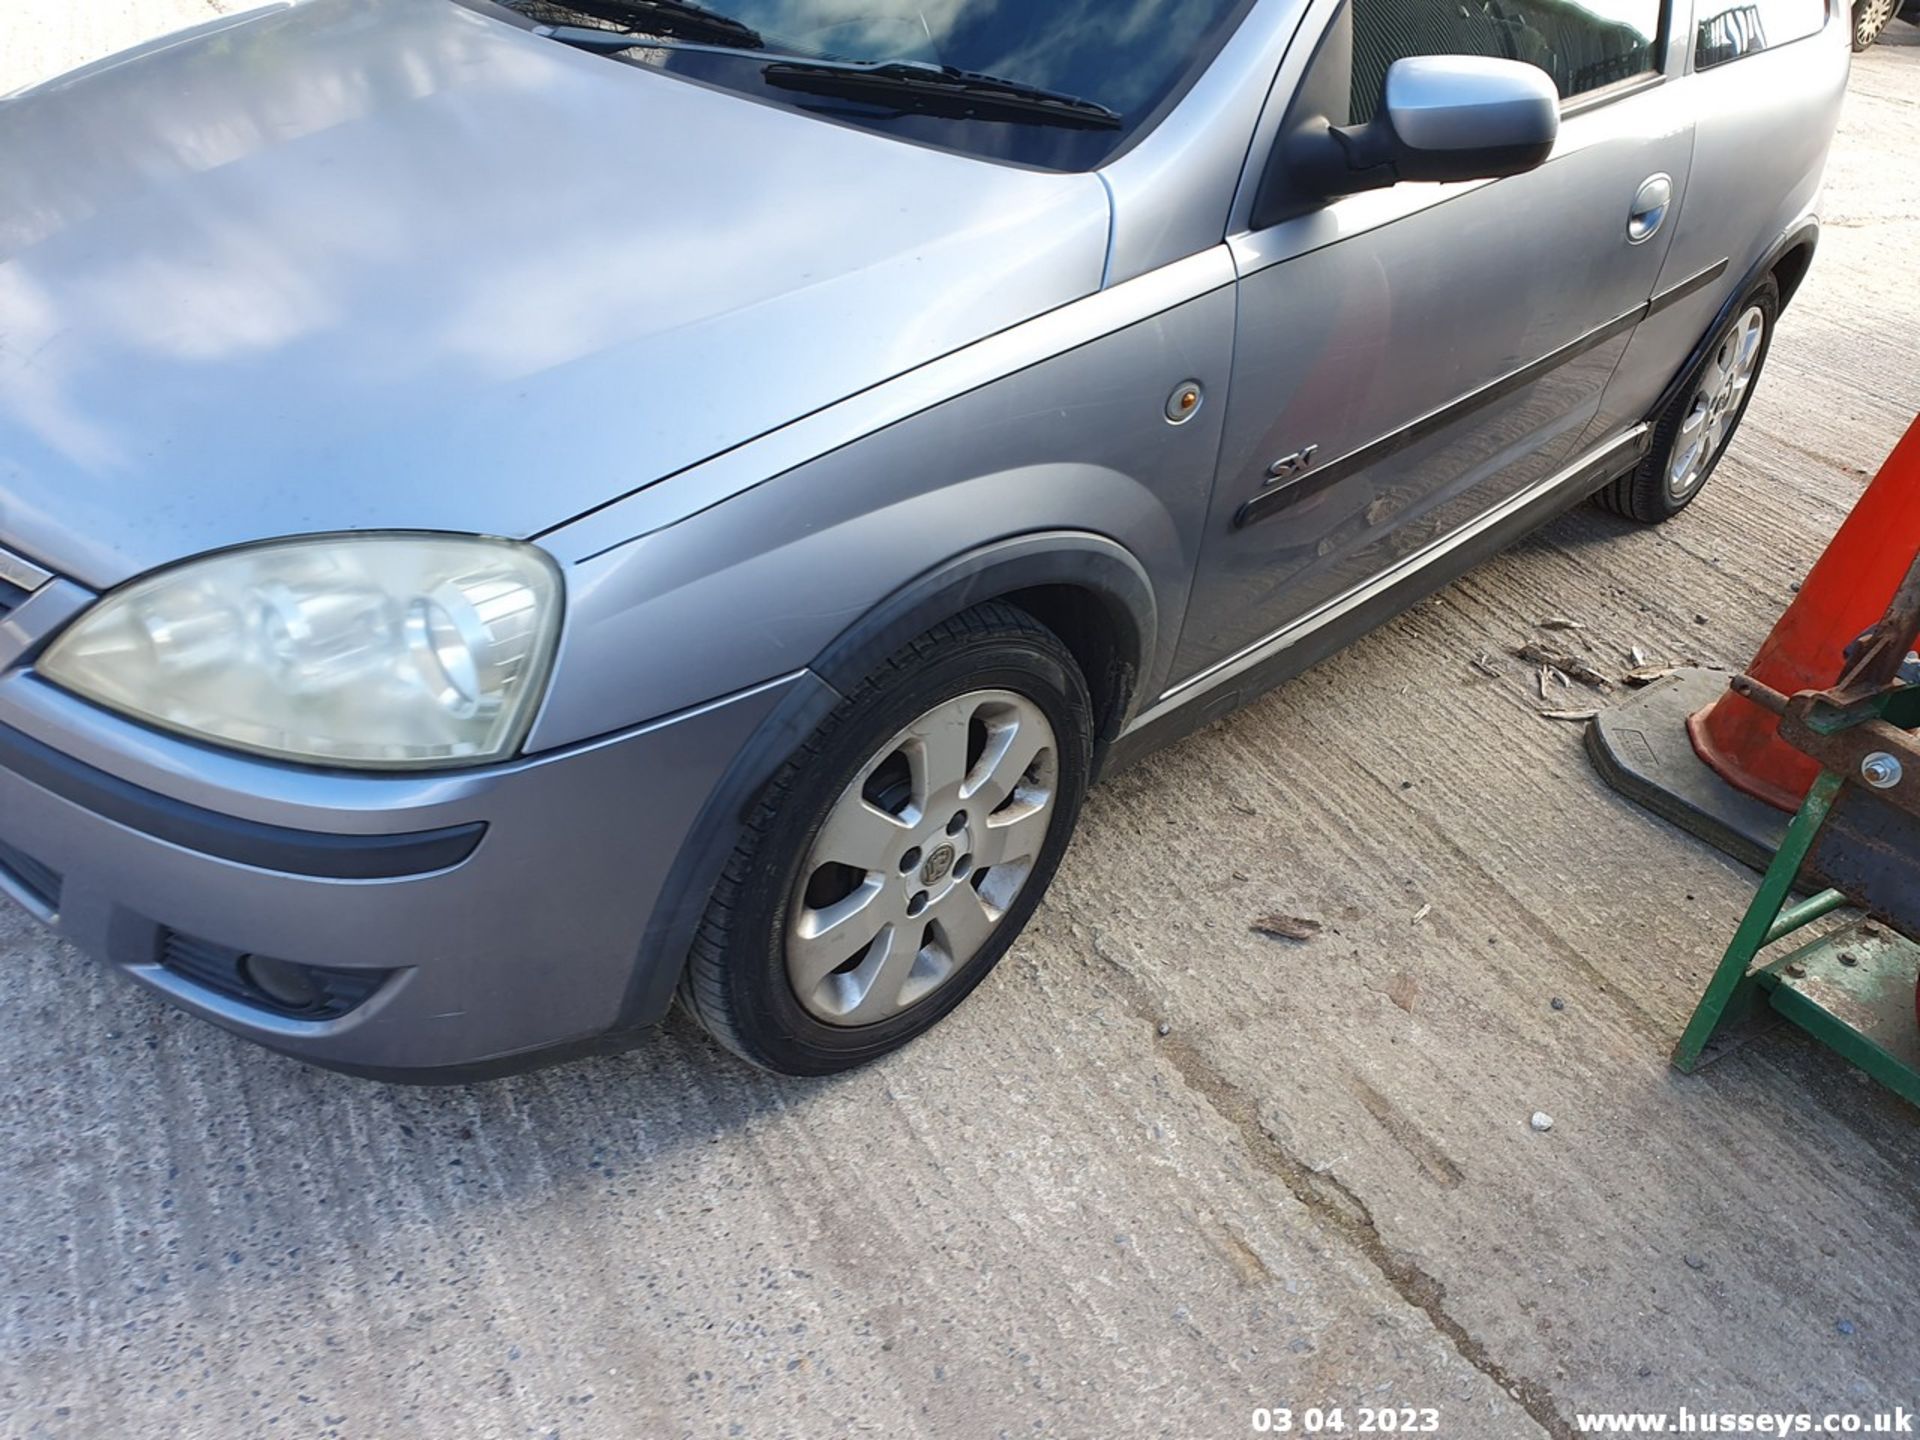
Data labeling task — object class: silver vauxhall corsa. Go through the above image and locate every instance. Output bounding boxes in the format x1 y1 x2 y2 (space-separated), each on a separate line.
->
0 0 1848 1078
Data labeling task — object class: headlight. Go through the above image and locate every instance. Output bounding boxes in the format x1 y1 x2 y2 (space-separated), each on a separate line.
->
39 535 563 769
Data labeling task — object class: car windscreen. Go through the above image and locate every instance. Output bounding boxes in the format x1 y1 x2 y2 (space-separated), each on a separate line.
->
483 0 1260 170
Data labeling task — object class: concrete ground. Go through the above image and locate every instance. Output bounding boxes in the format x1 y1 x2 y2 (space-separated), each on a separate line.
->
3 8 1919 1439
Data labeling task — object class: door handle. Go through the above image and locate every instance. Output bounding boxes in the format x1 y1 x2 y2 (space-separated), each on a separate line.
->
1629 173 1673 245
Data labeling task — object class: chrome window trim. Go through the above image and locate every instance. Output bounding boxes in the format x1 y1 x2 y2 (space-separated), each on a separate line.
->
1559 69 1667 119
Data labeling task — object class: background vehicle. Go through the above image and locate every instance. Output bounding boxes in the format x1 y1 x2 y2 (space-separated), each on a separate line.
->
1856 0 1901 48
0 0 1851 1078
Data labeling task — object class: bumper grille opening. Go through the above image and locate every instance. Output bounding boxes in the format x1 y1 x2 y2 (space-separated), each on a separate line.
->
0 836 62 913
159 931 386 1020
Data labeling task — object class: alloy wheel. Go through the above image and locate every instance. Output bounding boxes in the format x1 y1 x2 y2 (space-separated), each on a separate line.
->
1857 0 1895 45
786 689 1059 1026
1669 304 1766 503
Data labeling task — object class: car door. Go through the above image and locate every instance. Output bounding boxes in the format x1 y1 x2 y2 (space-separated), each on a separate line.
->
1169 0 1696 687
1584 0 1850 445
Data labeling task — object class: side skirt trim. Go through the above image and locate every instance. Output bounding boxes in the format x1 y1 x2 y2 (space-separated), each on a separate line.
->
1133 421 1652 731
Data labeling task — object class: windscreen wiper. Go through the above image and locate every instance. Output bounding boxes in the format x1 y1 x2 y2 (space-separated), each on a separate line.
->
762 60 1123 130
526 0 764 49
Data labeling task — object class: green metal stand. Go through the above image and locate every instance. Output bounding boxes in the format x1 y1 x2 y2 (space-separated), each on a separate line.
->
1673 749 1920 1106
1651 551 1920 1101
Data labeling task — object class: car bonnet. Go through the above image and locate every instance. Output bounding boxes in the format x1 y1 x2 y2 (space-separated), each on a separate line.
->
0 0 1111 588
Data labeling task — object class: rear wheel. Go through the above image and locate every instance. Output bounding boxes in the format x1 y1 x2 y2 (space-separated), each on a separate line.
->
679 602 1092 1075
1596 276 1779 524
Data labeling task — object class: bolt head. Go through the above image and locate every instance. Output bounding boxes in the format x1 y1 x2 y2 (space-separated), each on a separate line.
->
1861 752 1904 790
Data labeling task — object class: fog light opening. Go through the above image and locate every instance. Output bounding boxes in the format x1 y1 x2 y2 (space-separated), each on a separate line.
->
241 954 326 1013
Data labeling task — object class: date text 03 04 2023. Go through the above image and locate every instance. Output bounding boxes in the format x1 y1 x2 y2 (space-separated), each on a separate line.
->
1252 1408 1444 1434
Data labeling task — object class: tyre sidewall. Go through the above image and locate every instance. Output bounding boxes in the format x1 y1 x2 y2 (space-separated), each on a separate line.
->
719 628 1092 1075
1649 277 1781 516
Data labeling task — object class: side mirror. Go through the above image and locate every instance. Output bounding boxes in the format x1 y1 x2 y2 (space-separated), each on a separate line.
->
1292 56 1560 201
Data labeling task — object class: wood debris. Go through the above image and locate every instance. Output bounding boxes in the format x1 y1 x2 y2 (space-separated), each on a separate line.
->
1539 707 1601 722
1537 616 1585 631
1251 914 1322 942
1469 651 1503 679
1513 642 1614 691
1623 665 1679 687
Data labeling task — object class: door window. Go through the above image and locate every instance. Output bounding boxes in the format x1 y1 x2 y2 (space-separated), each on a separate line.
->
1694 0 1828 67
1350 0 1666 124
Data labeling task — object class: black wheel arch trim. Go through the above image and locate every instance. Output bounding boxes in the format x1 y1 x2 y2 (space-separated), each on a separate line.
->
1650 220 1818 423
0 722 486 880
805 531 1156 742
615 531 1158 1031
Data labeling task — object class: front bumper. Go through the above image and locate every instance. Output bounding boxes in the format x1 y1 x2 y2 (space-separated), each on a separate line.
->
0 661 808 1081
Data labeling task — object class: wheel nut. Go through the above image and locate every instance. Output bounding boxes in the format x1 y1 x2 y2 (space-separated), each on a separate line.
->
900 847 922 874
907 891 929 917
947 812 968 835
1861 752 1903 790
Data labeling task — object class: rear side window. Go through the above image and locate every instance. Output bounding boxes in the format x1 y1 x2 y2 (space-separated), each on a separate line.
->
1350 0 1665 124
1695 0 1828 66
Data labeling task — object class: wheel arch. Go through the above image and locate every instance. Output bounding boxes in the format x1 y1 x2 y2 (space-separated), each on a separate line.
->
807 532 1157 772
1650 218 1819 423
613 531 1157 1031
1770 237 1816 309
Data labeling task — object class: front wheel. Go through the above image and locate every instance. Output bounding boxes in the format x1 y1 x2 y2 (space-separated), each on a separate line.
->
1595 276 1779 525
679 602 1092 1075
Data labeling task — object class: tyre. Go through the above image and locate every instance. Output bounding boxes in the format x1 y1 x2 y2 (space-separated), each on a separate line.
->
1595 275 1779 525
1854 0 1896 49
679 602 1093 1075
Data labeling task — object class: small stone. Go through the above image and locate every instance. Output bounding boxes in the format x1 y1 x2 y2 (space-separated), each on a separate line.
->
1530 1112 1554 1132
1684 1254 1706 1271
1836 1319 1856 1336
1638 1366 1653 1379
1156 1021 1172 1038
1550 997 1566 1012
1694 614 1710 626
